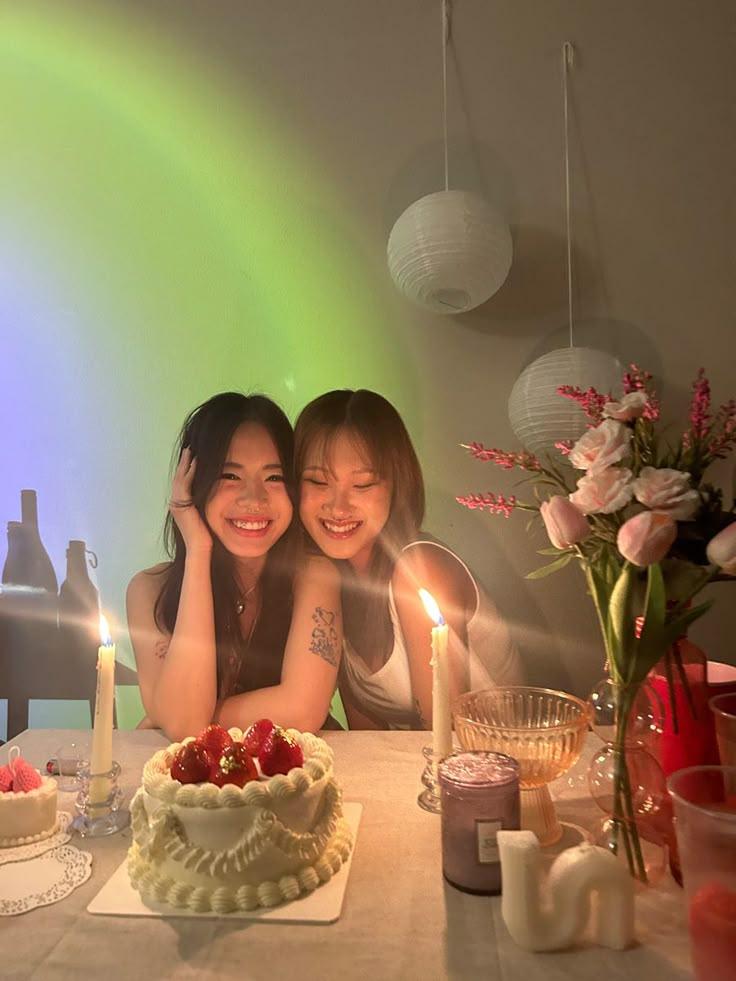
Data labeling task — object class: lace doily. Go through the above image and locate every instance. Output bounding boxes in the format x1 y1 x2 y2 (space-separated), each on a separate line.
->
0 844 93 916
0 812 73 866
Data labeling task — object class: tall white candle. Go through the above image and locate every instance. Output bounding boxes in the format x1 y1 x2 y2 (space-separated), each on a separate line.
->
419 589 453 760
89 613 115 808
497 830 635 951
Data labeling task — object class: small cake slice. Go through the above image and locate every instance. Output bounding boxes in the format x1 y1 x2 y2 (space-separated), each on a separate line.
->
0 751 58 848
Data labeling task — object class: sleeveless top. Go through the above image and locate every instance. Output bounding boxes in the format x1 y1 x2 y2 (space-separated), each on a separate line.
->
339 540 524 730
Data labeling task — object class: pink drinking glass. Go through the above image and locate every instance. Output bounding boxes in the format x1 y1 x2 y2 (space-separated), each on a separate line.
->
668 765 736 981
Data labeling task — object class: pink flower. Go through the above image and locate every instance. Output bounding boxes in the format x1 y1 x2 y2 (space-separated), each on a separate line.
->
602 391 648 422
540 497 591 549
456 492 518 517
569 419 631 473
556 385 609 423
617 511 677 567
570 467 634 515
706 523 736 575
631 467 701 520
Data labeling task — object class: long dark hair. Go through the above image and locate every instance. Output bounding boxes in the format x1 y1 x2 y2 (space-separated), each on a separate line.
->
294 389 425 658
154 392 297 695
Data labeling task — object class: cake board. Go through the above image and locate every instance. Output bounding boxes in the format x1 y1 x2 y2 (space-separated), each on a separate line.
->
87 802 361 924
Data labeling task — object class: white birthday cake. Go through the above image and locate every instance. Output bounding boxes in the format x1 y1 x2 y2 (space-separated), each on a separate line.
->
0 749 58 848
127 725 353 913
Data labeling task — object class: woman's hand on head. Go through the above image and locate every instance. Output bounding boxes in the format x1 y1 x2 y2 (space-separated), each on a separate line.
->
169 447 213 556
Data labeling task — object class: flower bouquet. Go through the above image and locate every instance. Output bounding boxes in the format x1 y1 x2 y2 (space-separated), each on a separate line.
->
458 365 736 881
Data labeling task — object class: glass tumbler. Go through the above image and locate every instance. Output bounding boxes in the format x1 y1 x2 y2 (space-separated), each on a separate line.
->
668 765 736 981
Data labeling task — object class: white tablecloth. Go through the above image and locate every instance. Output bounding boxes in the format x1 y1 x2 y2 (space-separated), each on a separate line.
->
0 730 693 981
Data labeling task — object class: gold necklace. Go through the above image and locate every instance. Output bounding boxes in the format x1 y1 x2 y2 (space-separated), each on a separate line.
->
236 582 258 616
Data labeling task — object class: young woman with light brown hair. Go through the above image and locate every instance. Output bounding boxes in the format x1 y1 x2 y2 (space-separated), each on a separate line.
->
295 389 523 731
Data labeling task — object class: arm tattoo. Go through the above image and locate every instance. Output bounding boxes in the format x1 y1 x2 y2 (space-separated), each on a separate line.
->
154 640 169 661
309 607 339 667
413 697 430 731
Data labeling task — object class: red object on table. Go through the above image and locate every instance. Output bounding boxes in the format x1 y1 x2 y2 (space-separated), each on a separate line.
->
689 882 736 981
649 638 718 777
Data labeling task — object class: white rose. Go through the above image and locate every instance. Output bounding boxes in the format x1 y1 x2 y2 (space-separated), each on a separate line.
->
706 523 736 575
602 391 648 422
570 467 634 515
632 467 700 520
569 419 631 473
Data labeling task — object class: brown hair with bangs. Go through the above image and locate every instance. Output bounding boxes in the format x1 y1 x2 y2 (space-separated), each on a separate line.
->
294 389 426 657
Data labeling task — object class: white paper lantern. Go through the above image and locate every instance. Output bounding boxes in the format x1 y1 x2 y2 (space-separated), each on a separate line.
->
387 189 512 314
508 347 624 458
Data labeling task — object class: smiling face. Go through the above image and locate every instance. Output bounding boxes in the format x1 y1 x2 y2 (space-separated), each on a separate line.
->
204 421 293 564
299 428 392 573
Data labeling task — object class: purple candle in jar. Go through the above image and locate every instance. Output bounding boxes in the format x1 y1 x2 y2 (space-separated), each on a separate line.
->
438 751 520 894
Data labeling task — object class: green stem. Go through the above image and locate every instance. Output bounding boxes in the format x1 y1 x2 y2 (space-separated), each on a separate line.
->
671 640 699 721
663 649 679 734
612 691 648 883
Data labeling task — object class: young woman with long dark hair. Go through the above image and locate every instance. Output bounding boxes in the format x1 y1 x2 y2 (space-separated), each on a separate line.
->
127 392 341 740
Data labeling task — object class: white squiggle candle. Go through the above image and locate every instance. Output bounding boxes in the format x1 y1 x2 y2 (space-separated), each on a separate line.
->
497 830 635 951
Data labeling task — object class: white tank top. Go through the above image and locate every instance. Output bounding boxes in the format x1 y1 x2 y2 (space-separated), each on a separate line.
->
339 540 524 730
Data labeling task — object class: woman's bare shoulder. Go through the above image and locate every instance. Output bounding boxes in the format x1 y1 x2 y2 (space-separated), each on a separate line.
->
393 541 474 607
394 541 467 581
127 562 171 600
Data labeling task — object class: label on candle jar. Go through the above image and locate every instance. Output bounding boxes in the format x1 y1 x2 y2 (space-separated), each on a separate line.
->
476 819 502 864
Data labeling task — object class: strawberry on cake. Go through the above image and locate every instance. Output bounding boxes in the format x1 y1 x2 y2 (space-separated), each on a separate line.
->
0 748 59 848
128 721 353 913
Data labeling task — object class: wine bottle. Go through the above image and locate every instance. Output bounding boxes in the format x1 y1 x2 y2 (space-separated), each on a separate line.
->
19 489 58 592
58 540 100 640
0 492 59 739
2 521 25 584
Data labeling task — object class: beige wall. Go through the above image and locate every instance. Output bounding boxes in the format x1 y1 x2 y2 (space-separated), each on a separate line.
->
6 0 735 703
198 0 734 695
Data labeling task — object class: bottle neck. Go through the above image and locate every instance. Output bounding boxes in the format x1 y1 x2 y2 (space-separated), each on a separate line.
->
66 541 91 582
21 490 39 530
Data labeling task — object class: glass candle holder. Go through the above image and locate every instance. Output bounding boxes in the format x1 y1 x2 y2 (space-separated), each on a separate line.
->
438 750 520 894
418 745 443 814
53 741 89 793
71 760 129 837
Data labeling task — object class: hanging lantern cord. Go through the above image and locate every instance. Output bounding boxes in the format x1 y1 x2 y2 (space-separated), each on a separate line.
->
442 0 451 191
562 41 575 348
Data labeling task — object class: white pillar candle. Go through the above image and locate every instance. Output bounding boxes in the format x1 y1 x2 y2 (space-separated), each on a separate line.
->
89 613 115 808
497 830 635 951
419 589 453 760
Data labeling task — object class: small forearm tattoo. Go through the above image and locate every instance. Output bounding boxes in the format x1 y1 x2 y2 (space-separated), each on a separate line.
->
154 640 169 661
309 607 339 667
413 697 430 731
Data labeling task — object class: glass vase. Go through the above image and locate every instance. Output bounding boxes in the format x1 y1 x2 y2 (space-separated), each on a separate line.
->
588 737 668 887
587 677 668 886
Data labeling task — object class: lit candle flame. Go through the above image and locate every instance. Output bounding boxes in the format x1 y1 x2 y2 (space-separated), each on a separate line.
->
99 613 113 647
418 588 444 626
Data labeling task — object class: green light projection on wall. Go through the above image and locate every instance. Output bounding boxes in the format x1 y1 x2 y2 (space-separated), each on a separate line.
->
1 3 415 728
